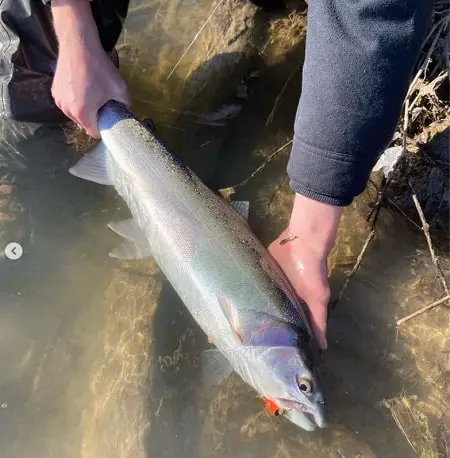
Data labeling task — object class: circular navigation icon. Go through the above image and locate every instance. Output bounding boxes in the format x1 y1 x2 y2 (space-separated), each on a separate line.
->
4 242 23 260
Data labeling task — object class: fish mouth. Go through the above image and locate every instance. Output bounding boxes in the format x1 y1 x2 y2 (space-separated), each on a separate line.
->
277 399 327 431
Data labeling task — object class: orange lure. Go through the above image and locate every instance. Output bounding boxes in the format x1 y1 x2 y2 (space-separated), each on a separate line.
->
263 398 283 416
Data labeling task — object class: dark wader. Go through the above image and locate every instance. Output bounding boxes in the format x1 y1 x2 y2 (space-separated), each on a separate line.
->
0 2 128 456
0 0 129 237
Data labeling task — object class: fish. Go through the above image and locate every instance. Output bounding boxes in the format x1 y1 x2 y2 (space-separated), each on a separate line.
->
69 100 327 431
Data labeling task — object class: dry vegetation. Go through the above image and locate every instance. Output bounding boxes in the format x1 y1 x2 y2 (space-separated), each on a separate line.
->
333 0 450 314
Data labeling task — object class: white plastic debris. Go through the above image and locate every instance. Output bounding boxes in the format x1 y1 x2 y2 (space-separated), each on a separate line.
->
372 146 403 178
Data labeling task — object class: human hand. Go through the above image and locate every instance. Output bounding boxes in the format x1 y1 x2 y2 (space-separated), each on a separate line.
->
51 0 130 138
268 194 342 350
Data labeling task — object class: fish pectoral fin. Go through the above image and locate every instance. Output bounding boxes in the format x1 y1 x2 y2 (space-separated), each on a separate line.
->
200 349 233 387
68 142 113 185
217 296 245 345
108 219 152 260
231 200 249 220
108 218 146 244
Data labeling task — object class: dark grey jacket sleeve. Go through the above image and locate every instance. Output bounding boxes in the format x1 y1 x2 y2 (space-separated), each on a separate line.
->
288 0 434 206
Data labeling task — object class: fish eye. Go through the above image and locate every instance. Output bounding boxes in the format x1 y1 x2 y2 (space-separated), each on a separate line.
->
296 376 312 395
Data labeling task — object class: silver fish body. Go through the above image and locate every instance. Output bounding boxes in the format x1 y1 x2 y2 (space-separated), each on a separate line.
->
70 101 327 431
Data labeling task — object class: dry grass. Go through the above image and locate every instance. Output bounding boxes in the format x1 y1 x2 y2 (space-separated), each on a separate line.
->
337 0 450 313
382 396 448 458
263 12 307 61
400 1 450 144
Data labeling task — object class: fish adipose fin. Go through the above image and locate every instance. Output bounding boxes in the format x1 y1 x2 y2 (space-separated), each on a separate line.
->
200 349 233 387
108 218 152 259
231 200 249 220
69 142 113 185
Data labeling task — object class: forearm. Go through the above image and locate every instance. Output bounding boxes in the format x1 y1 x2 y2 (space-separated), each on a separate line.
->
50 0 102 53
49 0 129 137
288 0 434 206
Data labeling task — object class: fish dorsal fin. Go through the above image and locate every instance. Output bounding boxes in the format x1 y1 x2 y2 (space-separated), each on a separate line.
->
231 200 249 220
200 349 233 387
69 142 113 185
108 218 152 259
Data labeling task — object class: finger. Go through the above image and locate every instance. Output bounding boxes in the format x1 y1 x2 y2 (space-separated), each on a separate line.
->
303 276 330 350
115 90 131 107
268 232 329 350
85 113 100 139
77 107 100 139
58 106 81 129
308 301 328 350
268 229 291 262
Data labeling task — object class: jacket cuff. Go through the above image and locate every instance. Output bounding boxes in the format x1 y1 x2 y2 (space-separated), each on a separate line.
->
287 136 373 207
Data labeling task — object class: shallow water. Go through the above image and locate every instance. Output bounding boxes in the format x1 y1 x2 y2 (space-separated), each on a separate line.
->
0 1 448 457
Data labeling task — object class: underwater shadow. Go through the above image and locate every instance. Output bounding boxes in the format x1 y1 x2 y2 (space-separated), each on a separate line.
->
143 282 208 458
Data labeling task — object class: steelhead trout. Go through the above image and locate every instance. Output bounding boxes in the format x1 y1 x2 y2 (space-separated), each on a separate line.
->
70 100 327 431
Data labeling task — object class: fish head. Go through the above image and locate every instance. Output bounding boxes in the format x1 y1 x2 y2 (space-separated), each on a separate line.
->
262 344 327 430
246 325 327 431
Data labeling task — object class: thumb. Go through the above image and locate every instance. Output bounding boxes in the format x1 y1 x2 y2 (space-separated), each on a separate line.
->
110 93 131 109
300 270 330 350
111 81 131 108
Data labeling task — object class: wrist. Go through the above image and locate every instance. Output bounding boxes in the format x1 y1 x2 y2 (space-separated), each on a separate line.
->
288 194 342 256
